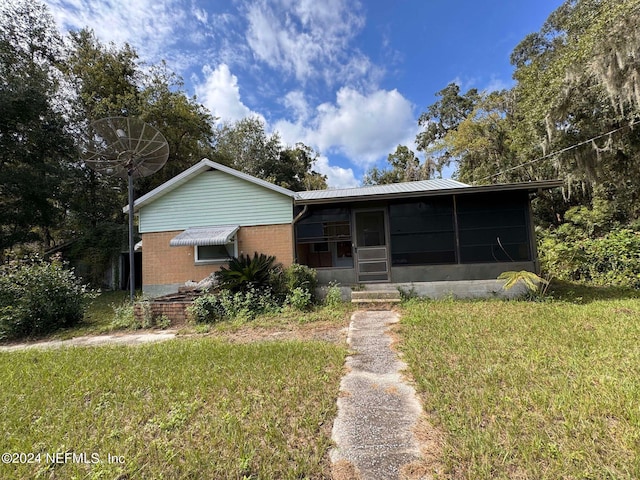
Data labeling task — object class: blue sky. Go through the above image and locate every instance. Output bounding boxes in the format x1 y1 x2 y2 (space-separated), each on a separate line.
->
44 0 564 187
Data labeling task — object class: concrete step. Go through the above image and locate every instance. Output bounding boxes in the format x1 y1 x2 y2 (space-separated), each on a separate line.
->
351 290 401 303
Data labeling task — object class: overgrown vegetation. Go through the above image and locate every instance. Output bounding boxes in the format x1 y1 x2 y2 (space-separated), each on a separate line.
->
539 203 640 287
0 339 346 479
399 288 640 478
189 260 321 323
0 256 94 340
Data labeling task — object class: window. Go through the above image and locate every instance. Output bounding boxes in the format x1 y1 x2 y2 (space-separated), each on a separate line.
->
456 193 531 263
296 208 353 268
194 237 237 263
389 199 456 265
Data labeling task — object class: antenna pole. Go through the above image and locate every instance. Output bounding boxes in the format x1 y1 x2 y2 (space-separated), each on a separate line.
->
128 170 135 303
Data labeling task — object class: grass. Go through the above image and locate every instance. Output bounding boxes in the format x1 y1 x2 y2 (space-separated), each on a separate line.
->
0 338 346 479
398 285 640 479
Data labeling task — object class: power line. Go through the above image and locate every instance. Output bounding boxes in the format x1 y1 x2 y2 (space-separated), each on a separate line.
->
477 119 640 182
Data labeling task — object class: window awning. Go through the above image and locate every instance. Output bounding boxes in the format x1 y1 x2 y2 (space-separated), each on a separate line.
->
169 225 240 247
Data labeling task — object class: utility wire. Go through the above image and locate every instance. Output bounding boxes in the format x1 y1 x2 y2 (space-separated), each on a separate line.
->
477 119 640 182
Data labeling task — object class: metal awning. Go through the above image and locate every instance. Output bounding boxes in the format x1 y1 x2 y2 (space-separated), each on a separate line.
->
169 225 240 247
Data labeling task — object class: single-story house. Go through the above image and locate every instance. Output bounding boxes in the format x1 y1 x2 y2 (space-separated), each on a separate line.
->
126 158 562 297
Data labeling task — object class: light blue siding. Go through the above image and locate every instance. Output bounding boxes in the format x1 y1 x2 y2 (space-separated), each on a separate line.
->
139 170 293 233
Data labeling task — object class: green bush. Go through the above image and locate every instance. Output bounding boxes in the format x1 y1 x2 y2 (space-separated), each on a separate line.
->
0 255 95 340
195 257 320 322
285 287 313 310
188 294 226 324
540 228 640 288
188 288 282 323
284 264 317 294
324 282 343 308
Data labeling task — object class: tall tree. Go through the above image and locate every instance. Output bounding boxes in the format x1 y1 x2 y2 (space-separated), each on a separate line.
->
363 145 434 185
137 62 215 191
0 0 74 255
212 117 326 190
416 83 479 174
510 0 640 222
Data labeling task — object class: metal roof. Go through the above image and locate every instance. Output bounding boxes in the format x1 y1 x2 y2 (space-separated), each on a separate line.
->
294 179 563 205
169 225 240 247
295 178 469 202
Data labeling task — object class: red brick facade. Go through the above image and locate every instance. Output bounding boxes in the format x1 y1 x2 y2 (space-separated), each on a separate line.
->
142 224 294 287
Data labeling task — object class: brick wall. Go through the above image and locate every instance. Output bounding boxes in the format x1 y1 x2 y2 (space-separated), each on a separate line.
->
133 301 191 325
142 224 294 287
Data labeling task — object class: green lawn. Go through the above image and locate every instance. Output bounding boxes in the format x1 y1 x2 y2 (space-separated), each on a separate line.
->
399 287 640 479
0 338 346 479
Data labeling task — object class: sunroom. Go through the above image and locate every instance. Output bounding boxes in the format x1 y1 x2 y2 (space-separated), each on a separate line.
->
293 180 561 285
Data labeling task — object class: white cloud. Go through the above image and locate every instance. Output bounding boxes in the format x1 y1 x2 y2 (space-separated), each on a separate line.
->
282 90 311 121
313 156 358 189
274 86 417 184
45 0 185 62
194 64 263 124
244 0 370 84
311 87 416 166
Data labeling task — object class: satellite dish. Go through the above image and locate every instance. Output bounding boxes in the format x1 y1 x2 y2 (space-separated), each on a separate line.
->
83 116 170 301
84 116 169 179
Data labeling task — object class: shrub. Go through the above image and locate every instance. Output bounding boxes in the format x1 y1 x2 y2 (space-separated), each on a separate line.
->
324 281 343 308
284 264 317 293
109 301 137 330
0 255 95 340
188 294 226 324
285 287 313 311
218 287 281 320
539 228 640 288
188 288 282 323
216 253 282 293
498 270 550 298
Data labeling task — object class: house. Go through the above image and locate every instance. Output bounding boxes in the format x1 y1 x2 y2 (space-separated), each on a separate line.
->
127 159 562 297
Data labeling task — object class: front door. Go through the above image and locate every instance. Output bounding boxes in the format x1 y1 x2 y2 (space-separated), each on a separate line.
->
353 209 389 282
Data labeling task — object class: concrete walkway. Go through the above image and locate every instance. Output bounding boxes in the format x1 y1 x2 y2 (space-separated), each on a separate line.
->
0 330 178 352
331 310 423 479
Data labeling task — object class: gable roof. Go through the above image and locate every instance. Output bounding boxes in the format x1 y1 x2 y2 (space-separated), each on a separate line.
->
125 158 564 212
124 158 296 213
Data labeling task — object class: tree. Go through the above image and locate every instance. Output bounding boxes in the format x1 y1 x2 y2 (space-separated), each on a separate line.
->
363 145 434 185
137 62 215 192
59 28 217 284
212 117 326 190
212 117 281 174
510 0 640 223
271 144 327 191
0 0 75 256
415 83 479 174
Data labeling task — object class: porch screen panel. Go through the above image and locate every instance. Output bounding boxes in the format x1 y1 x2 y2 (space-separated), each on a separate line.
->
296 208 353 268
389 198 456 265
456 192 531 263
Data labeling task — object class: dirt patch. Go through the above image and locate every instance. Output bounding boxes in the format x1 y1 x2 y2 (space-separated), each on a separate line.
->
331 459 361 480
204 321 349 345
399 414 447 479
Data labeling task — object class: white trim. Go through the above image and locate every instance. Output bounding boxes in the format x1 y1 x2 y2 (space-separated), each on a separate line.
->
194 236 238 264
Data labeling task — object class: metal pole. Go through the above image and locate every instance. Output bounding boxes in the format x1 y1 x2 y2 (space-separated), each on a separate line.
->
128 171 135 303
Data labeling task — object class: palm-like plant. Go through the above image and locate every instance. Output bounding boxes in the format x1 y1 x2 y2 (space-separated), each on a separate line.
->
498 270 549 296
216 253 280 292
